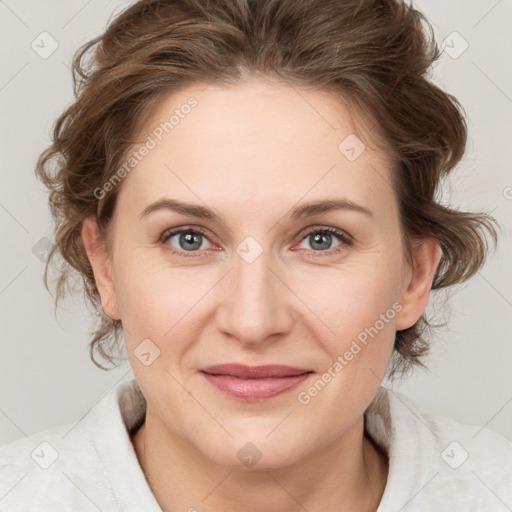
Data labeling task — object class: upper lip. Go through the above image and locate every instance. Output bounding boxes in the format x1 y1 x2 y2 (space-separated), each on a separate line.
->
200 364 313 379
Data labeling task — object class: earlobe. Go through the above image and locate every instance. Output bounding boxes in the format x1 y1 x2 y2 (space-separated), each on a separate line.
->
395 239 440 331
81 216 121 320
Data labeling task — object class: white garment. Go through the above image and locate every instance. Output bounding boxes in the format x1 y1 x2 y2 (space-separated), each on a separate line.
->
1 377 511 511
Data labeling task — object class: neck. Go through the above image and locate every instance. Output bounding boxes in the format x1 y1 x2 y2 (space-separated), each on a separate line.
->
132 407 388 512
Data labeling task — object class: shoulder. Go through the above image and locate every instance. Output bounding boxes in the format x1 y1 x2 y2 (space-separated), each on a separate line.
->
0 422 120 512
0 382 136 512
420 406 512 508
0 377 155 511
366 387 512 511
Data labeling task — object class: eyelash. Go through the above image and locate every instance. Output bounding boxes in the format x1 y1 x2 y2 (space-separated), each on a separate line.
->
161 225 353 259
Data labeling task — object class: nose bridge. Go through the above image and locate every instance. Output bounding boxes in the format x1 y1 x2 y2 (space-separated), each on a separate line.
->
216 242 292 344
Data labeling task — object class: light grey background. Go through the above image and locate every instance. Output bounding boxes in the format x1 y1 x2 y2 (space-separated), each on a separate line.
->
1 0 511 446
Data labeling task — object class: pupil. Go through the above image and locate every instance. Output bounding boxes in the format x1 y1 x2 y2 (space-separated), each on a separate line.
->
312 233 331 251
181 232 201 251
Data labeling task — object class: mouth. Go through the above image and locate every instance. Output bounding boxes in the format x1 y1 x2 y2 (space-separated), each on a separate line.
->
199 364 314 401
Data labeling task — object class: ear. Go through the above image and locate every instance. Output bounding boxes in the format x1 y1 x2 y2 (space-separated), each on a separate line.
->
81 216 121 320
395 238 440 331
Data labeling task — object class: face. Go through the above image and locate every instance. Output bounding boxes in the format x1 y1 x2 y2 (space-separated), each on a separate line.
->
84 76 436 469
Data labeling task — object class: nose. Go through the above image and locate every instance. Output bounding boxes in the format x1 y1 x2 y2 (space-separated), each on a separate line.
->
215 248 294 348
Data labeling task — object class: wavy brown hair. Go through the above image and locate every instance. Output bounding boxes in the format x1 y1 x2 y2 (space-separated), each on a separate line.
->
36 0 498 378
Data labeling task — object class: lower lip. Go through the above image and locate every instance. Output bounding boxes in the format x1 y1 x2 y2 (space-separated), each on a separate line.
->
201 372 313 401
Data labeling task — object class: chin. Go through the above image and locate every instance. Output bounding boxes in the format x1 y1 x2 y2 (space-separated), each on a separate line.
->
198 435 306 471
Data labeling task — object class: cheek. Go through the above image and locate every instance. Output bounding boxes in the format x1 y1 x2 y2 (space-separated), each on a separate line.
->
289 268 400 421
290 260 402 367
112 253 189 341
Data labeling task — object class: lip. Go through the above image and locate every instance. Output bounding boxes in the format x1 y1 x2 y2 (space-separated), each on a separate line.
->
200 364 314 401
200 363 312 378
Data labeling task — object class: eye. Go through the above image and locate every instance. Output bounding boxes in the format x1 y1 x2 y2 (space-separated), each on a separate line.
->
294 227 352 255
161 225 353 258
162 227 214 257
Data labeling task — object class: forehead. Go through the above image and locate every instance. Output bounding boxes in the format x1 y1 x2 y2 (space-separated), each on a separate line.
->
115 77 396 220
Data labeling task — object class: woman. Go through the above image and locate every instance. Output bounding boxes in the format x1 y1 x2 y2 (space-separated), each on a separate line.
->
1 0 510 510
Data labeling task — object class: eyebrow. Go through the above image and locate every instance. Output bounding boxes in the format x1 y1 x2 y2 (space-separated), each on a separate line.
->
138 197 373 223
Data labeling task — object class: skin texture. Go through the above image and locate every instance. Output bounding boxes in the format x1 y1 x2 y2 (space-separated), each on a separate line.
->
82 76 439 512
